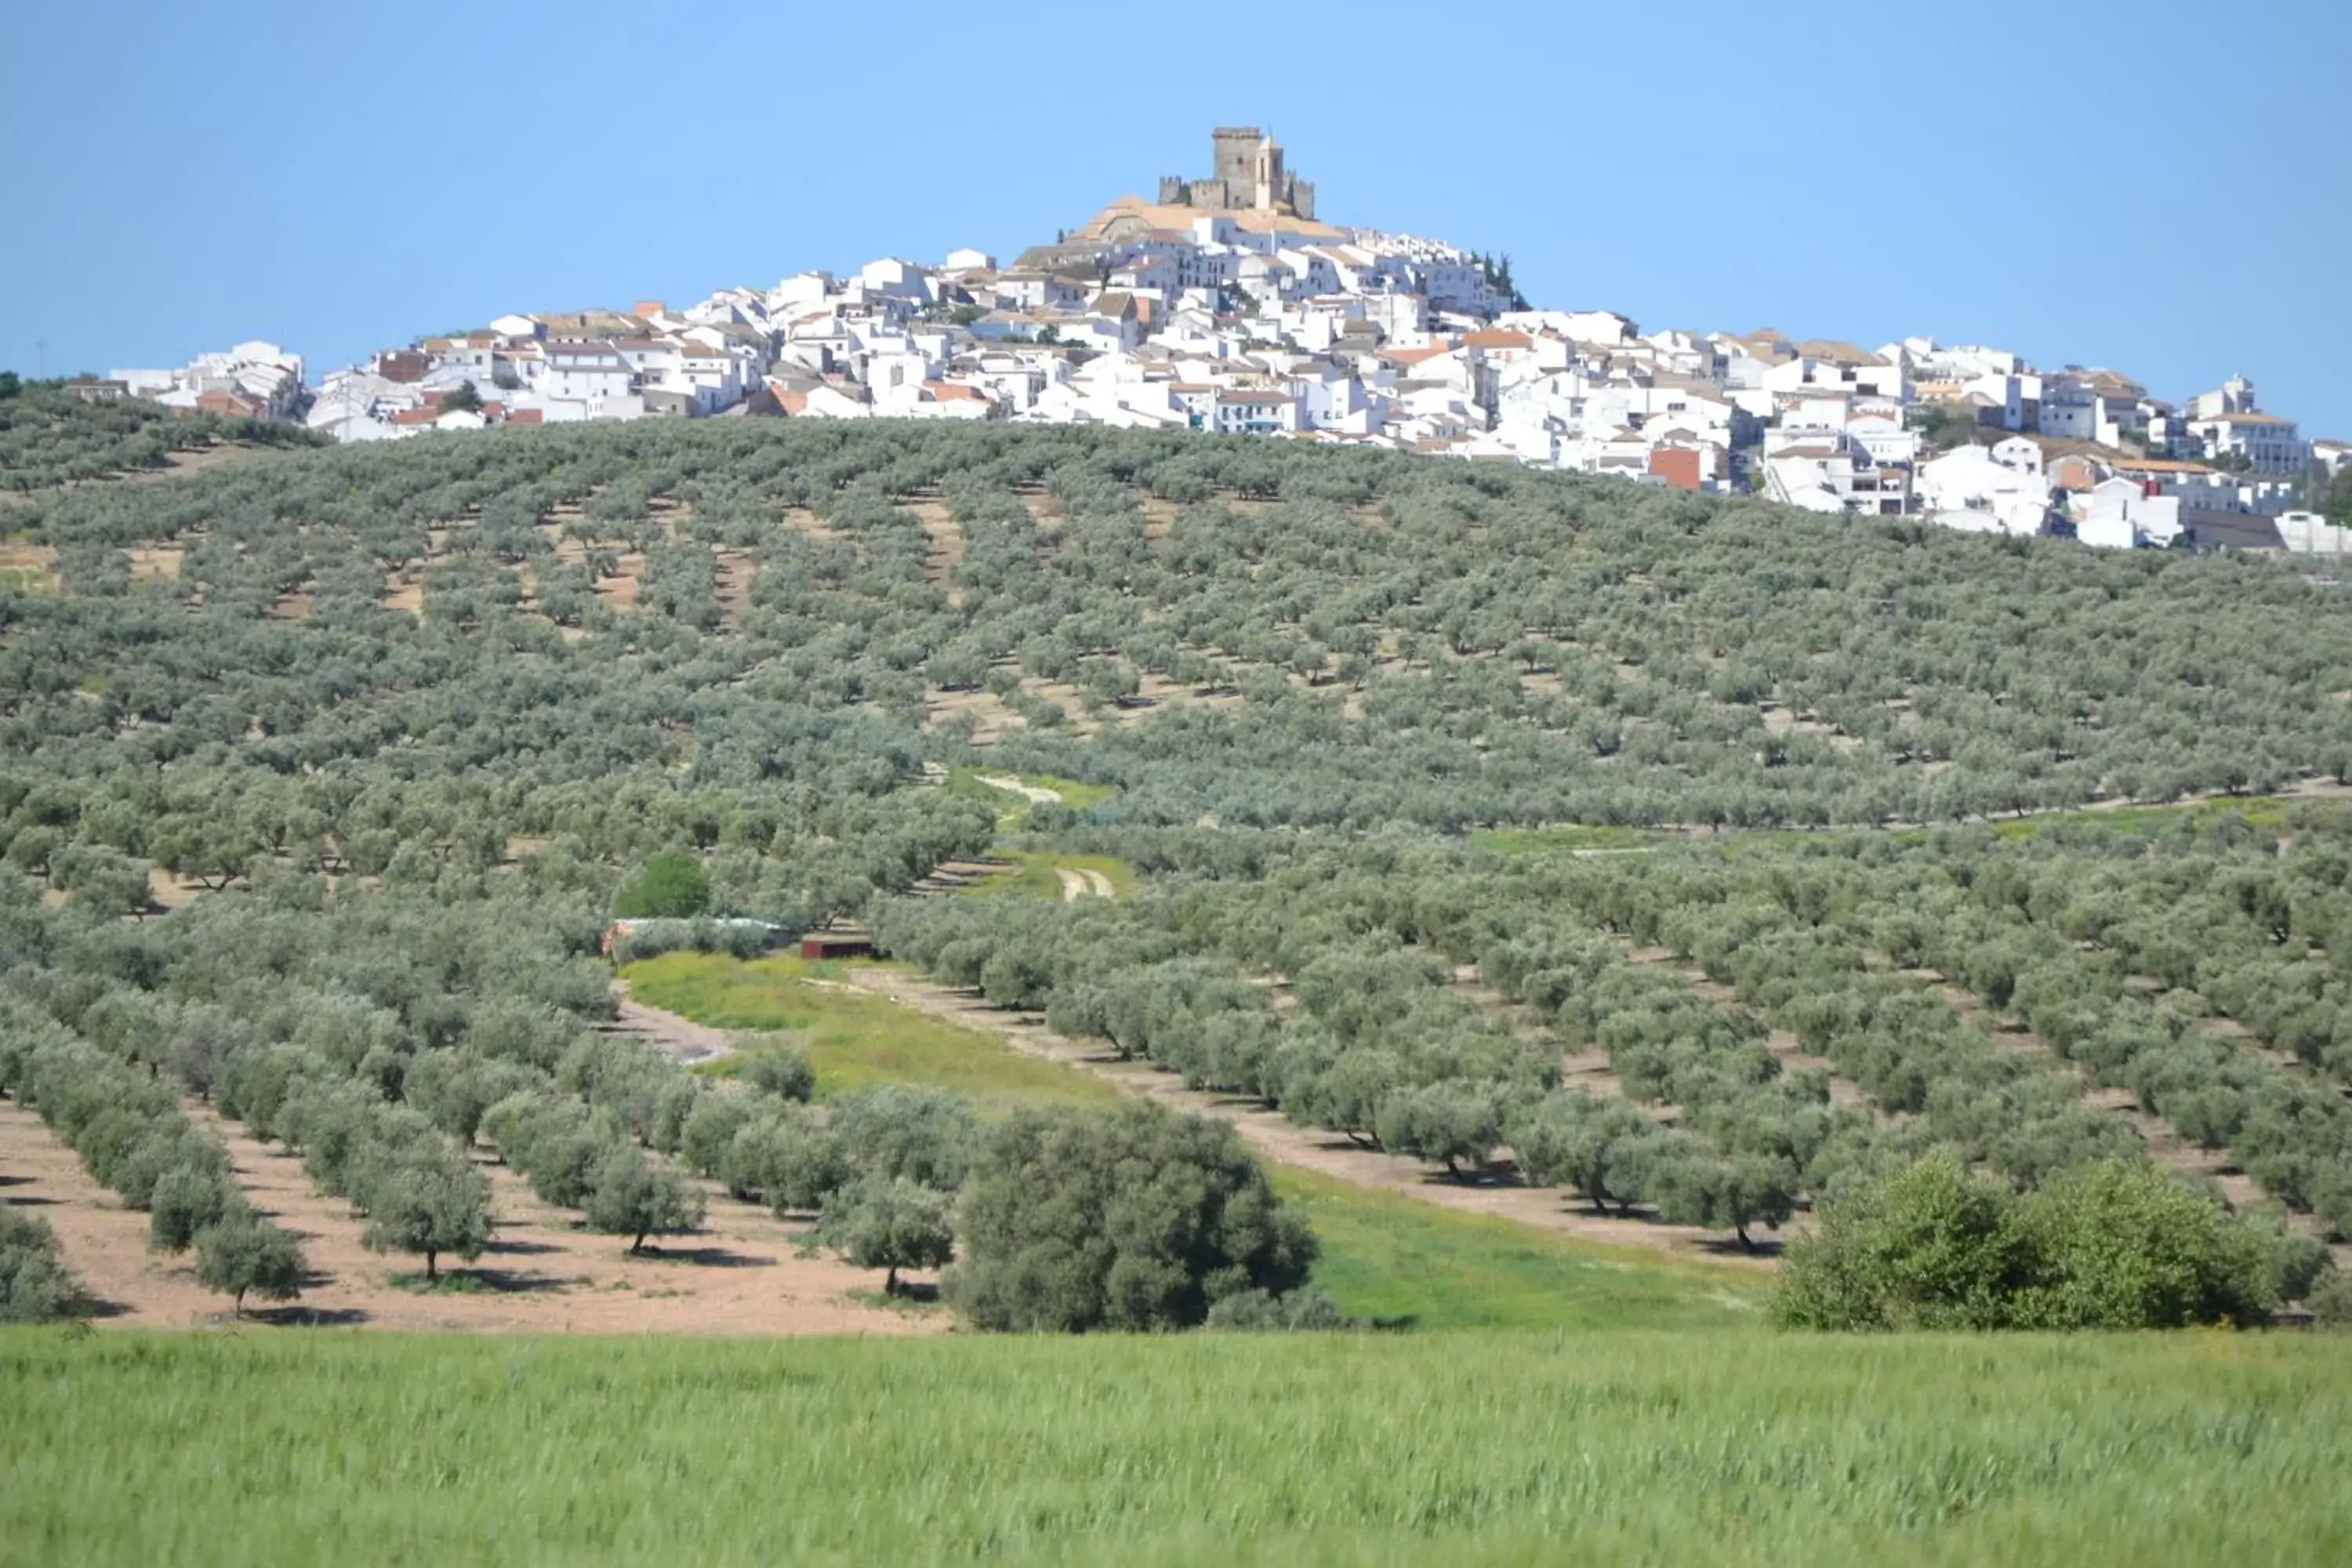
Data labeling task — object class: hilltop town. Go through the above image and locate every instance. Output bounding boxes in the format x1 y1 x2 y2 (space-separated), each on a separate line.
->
80 127 2350 554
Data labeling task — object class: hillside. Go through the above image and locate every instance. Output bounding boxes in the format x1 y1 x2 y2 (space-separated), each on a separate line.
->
1 416 2347 1276
7 416 2352 1558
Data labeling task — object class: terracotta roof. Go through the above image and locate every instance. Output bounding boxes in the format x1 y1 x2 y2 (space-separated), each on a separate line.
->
2111 457 2219 475
2198 410 2293 426
1464 329 1534 350
1382 342 1455 365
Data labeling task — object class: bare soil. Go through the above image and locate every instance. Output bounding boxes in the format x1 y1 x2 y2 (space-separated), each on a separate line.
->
713 547 754 627
609 983 736 1065
902 499 966 604
0 1095 942 1334
594 554 645 611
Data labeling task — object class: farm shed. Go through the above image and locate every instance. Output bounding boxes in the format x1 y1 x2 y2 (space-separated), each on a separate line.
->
800 931 877 961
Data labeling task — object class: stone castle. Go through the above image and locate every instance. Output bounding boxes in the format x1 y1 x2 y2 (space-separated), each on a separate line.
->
1158 127 1316 220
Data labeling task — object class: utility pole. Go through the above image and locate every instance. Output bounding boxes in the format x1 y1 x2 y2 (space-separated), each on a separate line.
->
34 339 47 379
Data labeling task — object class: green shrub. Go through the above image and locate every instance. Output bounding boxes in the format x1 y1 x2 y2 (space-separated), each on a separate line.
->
741 1039 816 1102
2309 1269 2352 1328
0 1208 84 1323
612 855 712 920
1776 1154 2276 1331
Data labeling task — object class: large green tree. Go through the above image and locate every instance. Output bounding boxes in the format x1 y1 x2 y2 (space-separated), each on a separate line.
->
947 1101 1317 1332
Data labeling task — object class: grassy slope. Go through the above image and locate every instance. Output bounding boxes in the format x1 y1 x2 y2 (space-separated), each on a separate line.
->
1273 1167 1762 1330
623 951 1117 1109
5 1330 2345 1566
1475 799 2302 860
946 767 1114 826
964 848 1140 900
621 951 1757 1332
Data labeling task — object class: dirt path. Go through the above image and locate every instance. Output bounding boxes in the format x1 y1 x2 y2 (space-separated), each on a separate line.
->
1056 868 1088 903
1080 869 1114 898
609 983 735 1065
841 967 1769 1268
975 773 1062 806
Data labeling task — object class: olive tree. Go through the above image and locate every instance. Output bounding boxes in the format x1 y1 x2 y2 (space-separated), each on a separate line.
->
947 1100 1318 1332
584 1147 705 1254
194 1208 308 1317
821 1175 953 1294
361 1152 493 1282
1 1209 83 1323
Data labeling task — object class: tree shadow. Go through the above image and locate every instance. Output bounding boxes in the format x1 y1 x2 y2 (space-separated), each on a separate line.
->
633 1244 773 1269
1700 1236 1786 1259
451 1268 570 1294
1410 1156 1533 1190
1 1193 59 1207
482 1236 561 1256
1309 1134 1380 1155
245 1305 372 1327
0 1173 36 1187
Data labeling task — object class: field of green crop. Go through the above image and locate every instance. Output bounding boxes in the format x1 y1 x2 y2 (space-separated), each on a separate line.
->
5 1329 2345 1566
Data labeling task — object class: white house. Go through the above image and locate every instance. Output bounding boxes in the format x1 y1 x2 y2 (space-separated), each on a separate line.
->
1916 445 2052 535
2073 477 2183 549
542 341 637 408
2190 407 2308 476
1210 387 1298 435
2277 510 2352 559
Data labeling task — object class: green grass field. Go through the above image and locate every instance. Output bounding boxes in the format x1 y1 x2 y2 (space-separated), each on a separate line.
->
1474 796 2307 858
1982 796 2292 840
622 952 1760 1332
1468 823 1664 855
622 952 1118 1110
946 767 1114 826
1271 1167 1762 1330
5 1329 2345 1566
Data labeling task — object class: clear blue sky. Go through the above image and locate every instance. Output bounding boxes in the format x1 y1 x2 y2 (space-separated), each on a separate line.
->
7 2 2349 434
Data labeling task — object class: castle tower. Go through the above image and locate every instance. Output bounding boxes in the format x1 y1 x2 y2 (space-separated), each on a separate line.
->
1212 127 1260 204
1252 136 1286 211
